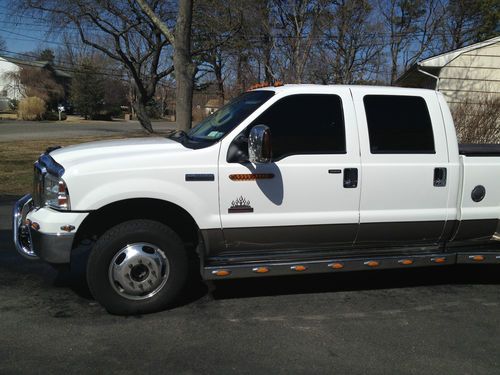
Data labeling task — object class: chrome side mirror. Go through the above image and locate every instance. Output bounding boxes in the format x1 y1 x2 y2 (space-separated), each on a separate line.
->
248 125 272 163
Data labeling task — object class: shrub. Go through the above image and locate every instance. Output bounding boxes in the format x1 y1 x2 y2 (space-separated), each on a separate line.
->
18 97 46 120
452 97 500 144
43 111 67 121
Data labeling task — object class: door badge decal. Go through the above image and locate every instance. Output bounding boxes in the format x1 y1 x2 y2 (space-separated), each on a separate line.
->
228 196 254 213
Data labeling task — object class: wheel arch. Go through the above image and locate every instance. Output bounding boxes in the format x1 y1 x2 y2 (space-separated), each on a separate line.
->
73 198 202 252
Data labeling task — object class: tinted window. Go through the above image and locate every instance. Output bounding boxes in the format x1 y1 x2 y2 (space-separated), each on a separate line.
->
250 94 346 159
363 95 435 154
188 91 274 142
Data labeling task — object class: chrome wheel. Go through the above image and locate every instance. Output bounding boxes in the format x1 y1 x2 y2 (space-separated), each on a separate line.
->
108 242 169 301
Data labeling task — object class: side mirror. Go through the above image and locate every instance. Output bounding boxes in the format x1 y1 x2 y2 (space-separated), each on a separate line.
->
248 125 272 163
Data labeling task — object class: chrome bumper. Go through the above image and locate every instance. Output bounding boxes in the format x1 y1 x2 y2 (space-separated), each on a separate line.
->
12 194 38 259
12 194 75 263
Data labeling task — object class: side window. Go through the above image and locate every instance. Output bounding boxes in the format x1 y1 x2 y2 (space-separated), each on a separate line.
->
364 95 435 154
250 94 346 160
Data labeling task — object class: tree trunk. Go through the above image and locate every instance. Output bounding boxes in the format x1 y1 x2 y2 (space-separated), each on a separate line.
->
214 60 224 106
133 98 153 133
174 0 196 132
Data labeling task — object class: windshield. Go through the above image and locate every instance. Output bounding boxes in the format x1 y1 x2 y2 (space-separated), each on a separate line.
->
187 90 275 142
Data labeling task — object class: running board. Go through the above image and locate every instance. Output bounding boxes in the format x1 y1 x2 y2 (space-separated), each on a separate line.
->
203 252 500 280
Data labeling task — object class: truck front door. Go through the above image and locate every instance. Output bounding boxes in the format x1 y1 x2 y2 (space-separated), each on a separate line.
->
217 89 361 255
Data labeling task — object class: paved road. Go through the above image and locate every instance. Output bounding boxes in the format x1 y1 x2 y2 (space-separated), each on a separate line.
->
0 120 177 141
1 200 500 374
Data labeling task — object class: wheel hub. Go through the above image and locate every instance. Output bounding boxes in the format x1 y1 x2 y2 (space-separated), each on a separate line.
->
108 242 169 300
130 264 149 282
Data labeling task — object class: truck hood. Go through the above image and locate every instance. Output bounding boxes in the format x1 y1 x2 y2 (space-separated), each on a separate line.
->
49 137 188 171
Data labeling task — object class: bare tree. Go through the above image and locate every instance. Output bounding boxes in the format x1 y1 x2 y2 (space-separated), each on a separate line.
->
136 0 196 132
192 0 241 105
5 66 65 109
311 0 383 84
273 0 327 83
445 0 500 50
379 0 445 84
17 0 176 132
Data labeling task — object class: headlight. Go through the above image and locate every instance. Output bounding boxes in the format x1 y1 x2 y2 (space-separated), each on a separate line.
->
43 173 70 210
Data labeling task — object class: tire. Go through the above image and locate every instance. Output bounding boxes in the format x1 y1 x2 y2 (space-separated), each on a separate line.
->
87 220 188 315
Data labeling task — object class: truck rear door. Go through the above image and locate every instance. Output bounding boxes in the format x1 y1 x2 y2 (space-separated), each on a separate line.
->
351 88 450 247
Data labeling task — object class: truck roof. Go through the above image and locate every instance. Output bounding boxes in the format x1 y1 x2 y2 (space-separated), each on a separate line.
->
256 84 435 95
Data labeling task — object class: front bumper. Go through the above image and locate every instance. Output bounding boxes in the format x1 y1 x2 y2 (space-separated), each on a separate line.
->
13 194 76 263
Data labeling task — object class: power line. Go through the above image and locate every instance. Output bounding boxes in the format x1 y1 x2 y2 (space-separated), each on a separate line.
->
0 48 175 86
0 48 126 76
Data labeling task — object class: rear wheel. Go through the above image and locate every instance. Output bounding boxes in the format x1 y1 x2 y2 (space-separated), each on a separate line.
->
87 220 188 315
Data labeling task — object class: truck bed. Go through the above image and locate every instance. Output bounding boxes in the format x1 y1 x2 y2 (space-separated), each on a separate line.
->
459 144 500 156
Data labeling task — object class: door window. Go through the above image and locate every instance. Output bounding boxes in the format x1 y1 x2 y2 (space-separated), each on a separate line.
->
363 95 435 154
250 94 346 160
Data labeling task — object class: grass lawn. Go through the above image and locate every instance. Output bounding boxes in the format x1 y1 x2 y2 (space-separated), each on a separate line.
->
0 133 156 197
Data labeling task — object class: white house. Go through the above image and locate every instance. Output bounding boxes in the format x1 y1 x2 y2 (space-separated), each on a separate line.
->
397 36 500 107
0 56 23 110
0 55 72 112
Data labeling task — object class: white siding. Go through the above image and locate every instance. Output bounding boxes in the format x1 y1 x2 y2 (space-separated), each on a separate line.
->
0 57 22 100
438 41 500 105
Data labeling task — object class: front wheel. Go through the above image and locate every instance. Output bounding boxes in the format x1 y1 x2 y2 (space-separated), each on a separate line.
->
87 220 188 315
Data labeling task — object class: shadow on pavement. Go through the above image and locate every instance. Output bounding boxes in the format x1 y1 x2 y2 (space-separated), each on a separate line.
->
3 226 500 307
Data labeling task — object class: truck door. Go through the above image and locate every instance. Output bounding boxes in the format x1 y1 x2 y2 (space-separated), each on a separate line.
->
351 88 450 247
217 88 361 254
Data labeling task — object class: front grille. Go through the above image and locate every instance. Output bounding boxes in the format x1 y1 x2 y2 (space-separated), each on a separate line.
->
33 164 44 208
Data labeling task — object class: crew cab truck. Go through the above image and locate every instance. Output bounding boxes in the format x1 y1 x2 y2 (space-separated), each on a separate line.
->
13 85 500 315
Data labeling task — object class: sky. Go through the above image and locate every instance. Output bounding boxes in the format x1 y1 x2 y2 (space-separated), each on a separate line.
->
0 0 58 55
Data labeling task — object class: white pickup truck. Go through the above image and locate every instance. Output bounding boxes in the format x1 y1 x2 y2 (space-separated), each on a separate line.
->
13 84 500 314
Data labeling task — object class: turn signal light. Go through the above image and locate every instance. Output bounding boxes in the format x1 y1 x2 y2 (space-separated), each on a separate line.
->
212 270 231 277
30 222 40 231
432 257 446 263
252 267 270 273
328 263 344 269
399 259 414 265
364 261 379 267
291 265 307 272
469 255 485 262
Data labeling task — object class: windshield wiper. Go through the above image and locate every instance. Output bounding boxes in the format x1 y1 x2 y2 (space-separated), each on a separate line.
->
168 130 192 143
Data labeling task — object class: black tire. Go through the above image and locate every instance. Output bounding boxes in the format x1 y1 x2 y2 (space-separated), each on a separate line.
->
87 220 188 315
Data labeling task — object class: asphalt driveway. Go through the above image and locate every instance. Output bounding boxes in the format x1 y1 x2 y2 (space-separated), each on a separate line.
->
1 199 500 374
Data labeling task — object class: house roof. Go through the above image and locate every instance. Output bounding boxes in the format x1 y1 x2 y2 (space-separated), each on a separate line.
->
417 35 500 68
396 36 500 87
0 55 72 78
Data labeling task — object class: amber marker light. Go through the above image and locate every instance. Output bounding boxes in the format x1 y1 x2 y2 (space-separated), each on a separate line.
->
399 259 414 265
252 267 270 274
212 270 231 277
432 257 446 263
470 255 485 262
229 174 274 181
328 263 344 269
30 222 40 231
364 261 379 267
291 265 307 272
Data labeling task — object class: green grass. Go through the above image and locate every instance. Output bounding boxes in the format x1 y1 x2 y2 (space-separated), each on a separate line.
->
0 133 156 196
